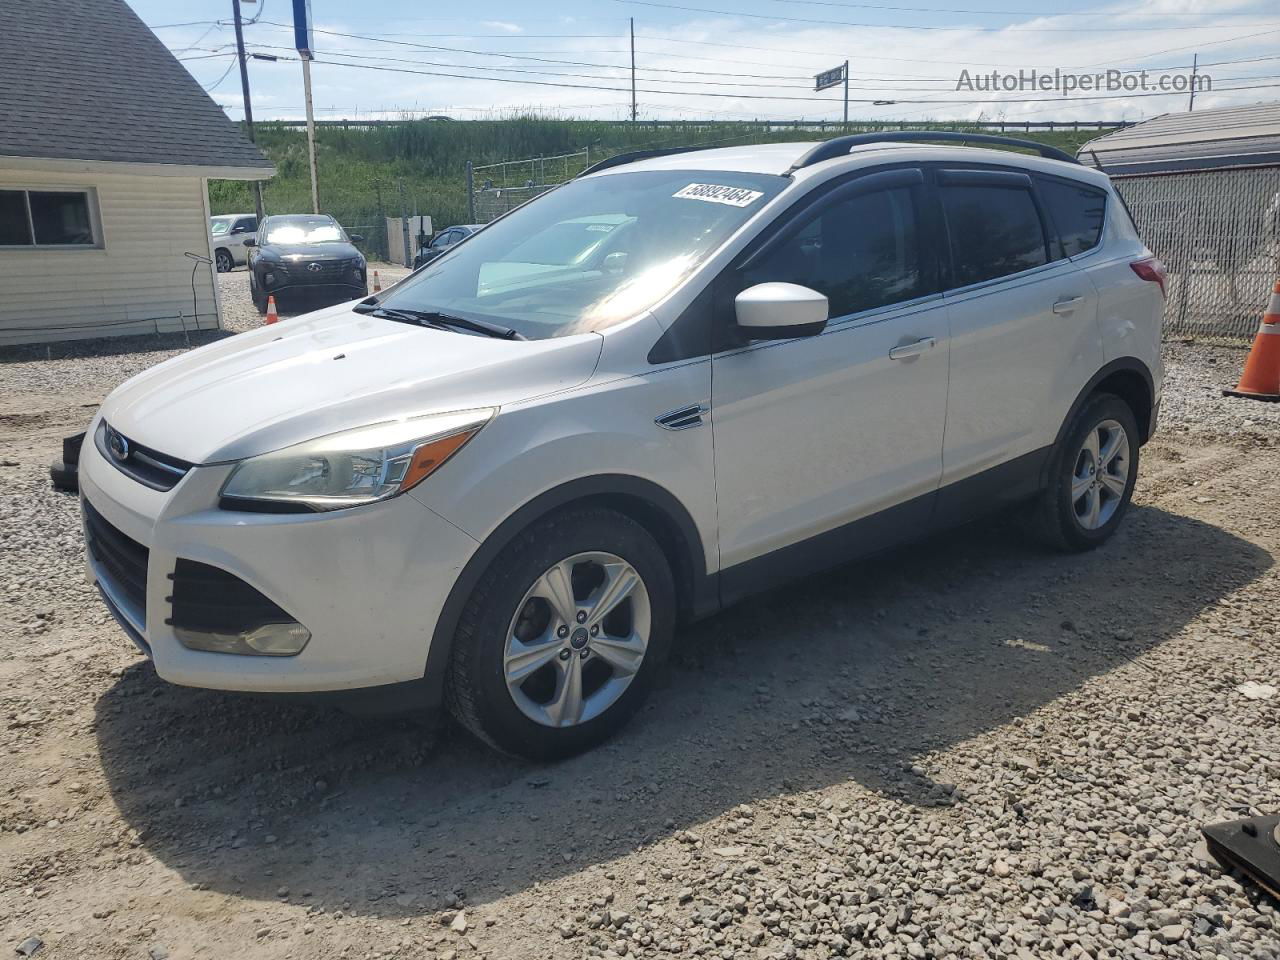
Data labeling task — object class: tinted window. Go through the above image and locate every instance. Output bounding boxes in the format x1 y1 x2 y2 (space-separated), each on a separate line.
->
0 190 32 245
233 217 257 233
742 186 927 318
29 191 93 245
941 184 1047 287
1038 178 1106 258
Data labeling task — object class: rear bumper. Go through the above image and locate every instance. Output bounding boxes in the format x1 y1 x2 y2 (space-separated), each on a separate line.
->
79 421 480 694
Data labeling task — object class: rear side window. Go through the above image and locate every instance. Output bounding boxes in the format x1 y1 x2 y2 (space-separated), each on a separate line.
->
742 186 928 318
941 183 1047 287
1038 178 1106 258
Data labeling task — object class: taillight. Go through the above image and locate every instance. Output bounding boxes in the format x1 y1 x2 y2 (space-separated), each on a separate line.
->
1131 257 1167 298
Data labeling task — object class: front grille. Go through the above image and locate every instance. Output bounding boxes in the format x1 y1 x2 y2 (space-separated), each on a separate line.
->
289 260 355 281
166 559 295 634
84 499 149 617
96 421 193 492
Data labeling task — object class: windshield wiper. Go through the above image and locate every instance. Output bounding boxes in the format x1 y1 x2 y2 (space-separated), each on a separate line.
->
355 303 524 340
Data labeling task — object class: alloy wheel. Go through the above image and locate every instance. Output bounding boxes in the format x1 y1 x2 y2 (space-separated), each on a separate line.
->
503 551 651 728
1070 418 1130 531
215 250 233 273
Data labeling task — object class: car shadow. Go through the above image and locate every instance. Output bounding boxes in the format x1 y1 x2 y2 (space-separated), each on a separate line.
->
94 504 1271 917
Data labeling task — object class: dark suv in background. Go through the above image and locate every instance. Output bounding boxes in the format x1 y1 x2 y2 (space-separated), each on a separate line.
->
247 214 367 313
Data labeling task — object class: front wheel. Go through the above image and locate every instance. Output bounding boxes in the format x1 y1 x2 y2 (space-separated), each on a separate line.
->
215 249 234 273
446 507 675 760
1025 393 1140 552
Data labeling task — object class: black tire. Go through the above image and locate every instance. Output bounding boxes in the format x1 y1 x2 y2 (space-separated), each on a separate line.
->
1025 392 1140 552
215 248 234 273
446 507 676 761
250 277 267 314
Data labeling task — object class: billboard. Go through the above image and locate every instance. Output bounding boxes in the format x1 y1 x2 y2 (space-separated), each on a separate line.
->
293 0 314 60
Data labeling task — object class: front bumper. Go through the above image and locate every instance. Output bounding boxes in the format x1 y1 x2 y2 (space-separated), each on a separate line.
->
79 422 479 693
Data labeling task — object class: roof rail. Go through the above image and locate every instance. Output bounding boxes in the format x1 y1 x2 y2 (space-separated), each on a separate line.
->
785 130 1079 174
578 145 713 177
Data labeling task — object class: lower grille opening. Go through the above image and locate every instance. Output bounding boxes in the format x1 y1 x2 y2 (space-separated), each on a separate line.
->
84 499 149 617
166 559 295 633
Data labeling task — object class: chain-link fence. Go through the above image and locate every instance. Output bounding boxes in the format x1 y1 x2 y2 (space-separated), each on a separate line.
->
468 149 592 224
1115 167 1280 342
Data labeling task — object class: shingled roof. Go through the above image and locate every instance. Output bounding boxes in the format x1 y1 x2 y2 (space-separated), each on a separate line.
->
0 0 273 174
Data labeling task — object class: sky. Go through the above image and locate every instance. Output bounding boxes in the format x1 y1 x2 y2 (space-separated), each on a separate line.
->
127 0 1280 124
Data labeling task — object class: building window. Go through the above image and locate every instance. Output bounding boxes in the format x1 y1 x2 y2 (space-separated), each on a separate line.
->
0 188 98 247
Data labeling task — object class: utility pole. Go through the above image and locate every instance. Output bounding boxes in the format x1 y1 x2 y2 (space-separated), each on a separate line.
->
232 0 265 220
301 56 320 213
397 178 411 268
843 59 849 129
630 18 637 123
1188 53 1198 111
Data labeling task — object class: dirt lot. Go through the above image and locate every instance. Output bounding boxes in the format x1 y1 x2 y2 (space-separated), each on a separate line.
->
1 283 1278 960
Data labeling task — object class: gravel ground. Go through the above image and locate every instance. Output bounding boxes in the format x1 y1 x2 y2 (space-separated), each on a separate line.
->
1 295 1278 960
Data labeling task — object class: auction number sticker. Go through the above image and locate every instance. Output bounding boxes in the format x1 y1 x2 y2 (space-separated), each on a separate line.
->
673 183 764 207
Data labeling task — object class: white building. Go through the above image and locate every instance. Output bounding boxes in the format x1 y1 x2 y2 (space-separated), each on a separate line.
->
0 0 274 346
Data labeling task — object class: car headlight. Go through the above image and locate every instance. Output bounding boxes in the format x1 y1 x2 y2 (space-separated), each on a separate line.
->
220 409 493 511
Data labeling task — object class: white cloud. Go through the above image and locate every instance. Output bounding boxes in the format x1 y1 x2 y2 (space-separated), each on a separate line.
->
188 2 1280 125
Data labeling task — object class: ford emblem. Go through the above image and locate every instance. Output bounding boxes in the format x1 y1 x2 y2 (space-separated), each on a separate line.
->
107 428 129 462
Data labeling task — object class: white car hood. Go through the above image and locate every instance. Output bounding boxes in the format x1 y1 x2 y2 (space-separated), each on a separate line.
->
99 304 604 463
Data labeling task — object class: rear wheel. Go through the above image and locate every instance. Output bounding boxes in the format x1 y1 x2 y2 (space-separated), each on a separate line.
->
446 507 675 760
1025 393 1140 551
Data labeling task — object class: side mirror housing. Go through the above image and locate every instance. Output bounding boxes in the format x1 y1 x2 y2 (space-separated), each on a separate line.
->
242 237 256 248
734 282 828 340
350 234 365 244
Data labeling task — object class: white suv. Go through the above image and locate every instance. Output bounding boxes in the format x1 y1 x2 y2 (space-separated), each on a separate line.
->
80 133 1164 759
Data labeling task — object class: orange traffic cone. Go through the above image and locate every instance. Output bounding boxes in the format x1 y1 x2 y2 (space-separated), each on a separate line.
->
1224 280 1280 402
372 270 382 293
264 294 279 325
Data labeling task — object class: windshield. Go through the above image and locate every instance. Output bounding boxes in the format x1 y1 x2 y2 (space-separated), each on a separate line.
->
210 216 233 236
264 216 346 245
379 170 786 340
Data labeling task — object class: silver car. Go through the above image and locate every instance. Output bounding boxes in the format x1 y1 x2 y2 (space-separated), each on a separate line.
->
209 213 258 272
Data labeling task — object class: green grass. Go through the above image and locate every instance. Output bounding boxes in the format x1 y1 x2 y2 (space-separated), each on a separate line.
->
210 117 1112 259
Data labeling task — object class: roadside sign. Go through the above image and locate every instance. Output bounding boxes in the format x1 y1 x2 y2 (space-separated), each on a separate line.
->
293 0 314 60
815 64 846 92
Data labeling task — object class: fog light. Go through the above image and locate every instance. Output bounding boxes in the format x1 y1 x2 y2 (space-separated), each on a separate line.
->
264 271 277 285
175 621 311 656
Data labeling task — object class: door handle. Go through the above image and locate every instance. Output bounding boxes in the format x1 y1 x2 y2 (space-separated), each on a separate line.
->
888 337 936 360
1052 296 1085 315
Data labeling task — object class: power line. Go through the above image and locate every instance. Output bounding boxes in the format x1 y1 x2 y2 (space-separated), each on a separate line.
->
613 0 1280 32
766 0 1279 16
259 43 1280 93
299 55 1280 106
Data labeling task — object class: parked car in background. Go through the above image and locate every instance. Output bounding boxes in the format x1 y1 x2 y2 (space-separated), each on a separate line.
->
246 214 367 313
209 214 257 272
80 134 1163 761
413 224 482 269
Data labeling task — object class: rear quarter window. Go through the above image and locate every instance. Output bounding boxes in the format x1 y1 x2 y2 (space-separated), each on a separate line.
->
1038 177 1107 258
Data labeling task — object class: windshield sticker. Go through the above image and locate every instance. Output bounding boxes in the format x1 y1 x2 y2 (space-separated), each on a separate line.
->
673 183 764 207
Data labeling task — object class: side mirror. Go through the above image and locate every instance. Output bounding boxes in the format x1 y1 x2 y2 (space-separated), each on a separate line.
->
734 282 828 340
350 234 365 244
242 237 256 247
603 251 628 274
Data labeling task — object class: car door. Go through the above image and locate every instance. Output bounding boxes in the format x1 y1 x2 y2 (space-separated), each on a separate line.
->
710 168 950 598
934 167 1104 513
231 216 257 263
